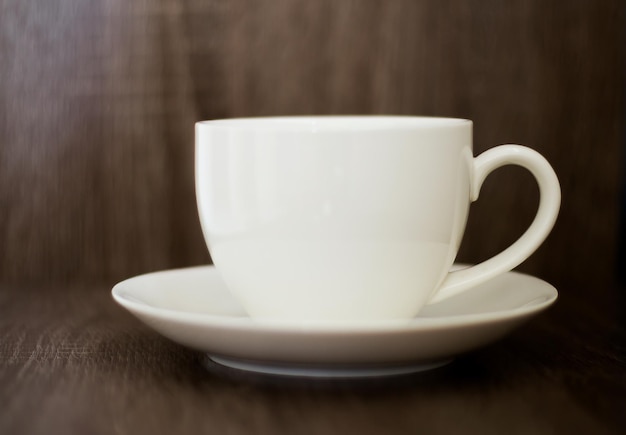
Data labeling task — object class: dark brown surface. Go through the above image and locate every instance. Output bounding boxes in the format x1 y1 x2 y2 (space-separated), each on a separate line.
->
1 283 624 435
1 0 624 434
0 0 623 291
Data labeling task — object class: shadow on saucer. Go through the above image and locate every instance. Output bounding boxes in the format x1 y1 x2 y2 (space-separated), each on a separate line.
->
200 354 465 392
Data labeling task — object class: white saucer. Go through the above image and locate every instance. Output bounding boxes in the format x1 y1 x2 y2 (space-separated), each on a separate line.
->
112 265 557 378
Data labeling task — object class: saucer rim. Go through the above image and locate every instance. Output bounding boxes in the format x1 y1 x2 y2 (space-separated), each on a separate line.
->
111 265 558 334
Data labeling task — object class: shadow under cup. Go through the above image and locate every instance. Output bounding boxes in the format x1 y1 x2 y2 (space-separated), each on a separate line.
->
195 116 560 323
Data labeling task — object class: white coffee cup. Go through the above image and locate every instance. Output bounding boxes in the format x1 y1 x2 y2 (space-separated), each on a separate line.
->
196 116 560 323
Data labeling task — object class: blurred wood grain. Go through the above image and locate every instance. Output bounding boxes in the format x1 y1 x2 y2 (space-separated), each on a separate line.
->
0 0 623 292
1 2 625 433
1 282 623 434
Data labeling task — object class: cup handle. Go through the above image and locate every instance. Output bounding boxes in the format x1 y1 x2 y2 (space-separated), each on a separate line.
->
428 145 561 304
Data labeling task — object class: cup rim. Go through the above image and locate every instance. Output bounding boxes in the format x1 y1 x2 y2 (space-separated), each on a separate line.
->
196 116 472 131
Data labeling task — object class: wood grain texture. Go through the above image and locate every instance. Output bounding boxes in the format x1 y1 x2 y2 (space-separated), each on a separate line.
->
0 0 623 291
1 2 624 433
1 283 624 435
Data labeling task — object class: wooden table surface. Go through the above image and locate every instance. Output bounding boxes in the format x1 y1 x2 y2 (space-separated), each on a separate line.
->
1 281 624 435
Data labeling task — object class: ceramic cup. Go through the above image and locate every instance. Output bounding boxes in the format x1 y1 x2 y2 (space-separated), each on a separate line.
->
195 116 560 323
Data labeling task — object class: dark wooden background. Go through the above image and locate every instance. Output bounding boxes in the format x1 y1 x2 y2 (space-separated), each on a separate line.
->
0 0 623 293
1 1 625 434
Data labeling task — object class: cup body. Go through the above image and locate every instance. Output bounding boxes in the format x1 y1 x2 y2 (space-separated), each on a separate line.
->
196 116 474 322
